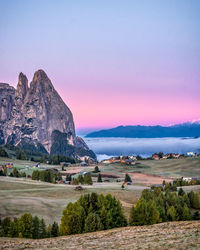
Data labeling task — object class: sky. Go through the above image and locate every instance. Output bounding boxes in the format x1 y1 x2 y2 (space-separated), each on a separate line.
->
0 0 200 130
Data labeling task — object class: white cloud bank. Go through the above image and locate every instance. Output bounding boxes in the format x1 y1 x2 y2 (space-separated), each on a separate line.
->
84 137 200 159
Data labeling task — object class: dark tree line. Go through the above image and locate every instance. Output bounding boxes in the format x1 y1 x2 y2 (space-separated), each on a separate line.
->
39 154 76 165
0 167 26 178
72 173 93 185
32 170 62 183
162 178 200 192
0 214 59 238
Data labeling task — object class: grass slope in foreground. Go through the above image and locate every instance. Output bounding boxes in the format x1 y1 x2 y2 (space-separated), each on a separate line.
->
0 221 199 250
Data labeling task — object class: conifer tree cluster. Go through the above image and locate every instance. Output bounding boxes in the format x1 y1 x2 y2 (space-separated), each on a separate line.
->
0 214 59 238
163 178 200 191
130 187 200 226
0 189 199 240
0 167 26 178
59 193 127 235
72 173 93 185
32 170 62 183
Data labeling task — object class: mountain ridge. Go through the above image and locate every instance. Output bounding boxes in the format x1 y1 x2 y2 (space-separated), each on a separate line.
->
86 122 200 138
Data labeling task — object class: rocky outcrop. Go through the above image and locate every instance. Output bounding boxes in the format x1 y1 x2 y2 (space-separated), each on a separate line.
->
50 130 96 161
0 70 96 161
0 83 15 122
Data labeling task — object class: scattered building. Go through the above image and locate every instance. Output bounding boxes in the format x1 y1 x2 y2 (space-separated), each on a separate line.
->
187 152 196 157
101 156 136 165
0 163 13 169
152 154 160 160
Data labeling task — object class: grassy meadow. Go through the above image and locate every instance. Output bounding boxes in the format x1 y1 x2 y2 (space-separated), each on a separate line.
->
102 157 200 178
0 157 200 225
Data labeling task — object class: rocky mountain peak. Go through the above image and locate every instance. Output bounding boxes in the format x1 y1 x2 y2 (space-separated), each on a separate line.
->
18 72 28 86
30 69 53 93
0 70 96 162
33 69 50 83
16 72 28 100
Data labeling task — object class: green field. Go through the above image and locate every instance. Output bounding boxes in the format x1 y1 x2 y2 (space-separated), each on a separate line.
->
0 157 200 225
102 158 200 178
0 176 144 224
0 157 60 176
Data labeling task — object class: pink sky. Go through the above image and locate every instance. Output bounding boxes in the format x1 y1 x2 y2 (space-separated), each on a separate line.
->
0 0 199 129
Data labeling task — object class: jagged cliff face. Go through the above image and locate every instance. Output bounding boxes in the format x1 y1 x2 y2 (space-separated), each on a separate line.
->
0 83 15 122
0 70 96 161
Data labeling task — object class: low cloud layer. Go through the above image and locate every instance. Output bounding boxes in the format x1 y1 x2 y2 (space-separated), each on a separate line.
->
84 137 200 158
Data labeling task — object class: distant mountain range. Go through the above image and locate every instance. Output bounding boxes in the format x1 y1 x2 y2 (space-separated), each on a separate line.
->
86 122 200 138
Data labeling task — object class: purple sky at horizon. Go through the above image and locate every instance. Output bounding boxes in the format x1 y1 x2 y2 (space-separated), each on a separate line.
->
0 0 200 129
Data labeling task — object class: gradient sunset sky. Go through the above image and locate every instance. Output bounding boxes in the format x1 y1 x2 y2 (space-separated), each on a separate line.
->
0 0 200 129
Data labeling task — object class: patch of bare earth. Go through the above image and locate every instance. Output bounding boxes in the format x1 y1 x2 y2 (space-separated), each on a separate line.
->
0 221 199 250
128 172 173 185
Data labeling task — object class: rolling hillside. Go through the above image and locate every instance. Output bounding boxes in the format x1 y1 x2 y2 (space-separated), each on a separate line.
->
0 221 199 249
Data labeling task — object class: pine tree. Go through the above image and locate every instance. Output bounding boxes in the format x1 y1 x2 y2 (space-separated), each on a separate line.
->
129 205 136 226
51 222 59 237
32 170 40 180
0 217 11 236
147 200 160 225
124 174 132 183
84 173 93 185
57 172 62 181
73 178 79 185
182 204 191 220
78 175 84 184
12 167 19 178
20 172 26 178
167 206 179 221
178 188 185 196
84 213 103 232
59 202 85 235
94 166 100 173
97 173 102 182
32 216 40 239
38 219 47 238
18 213 33 238
8 218 18 237
193 193 200 209
46 224 52 238
66 174 72 181
39 171 46 182
129 199 148 225
3 167 7 176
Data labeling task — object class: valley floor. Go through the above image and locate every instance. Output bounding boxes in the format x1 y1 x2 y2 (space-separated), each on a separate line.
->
0 221 199 250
